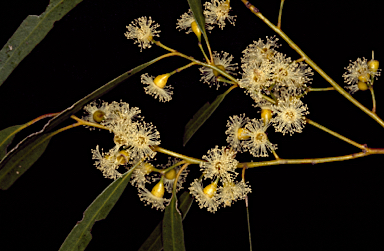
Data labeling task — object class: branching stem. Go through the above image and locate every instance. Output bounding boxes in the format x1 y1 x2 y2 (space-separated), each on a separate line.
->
240 0 384 128
306 118 366 150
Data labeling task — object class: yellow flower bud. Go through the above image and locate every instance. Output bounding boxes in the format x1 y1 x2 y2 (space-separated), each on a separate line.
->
203 182 217 198
261 109 273 123
357 81 368 91
368 59 379 73
153 73 170 88
212 64 226 77
164 169 176 180
358 73 370 82
191 21 201 40
151 179 165 198
237 128 250 140
93 110 105 123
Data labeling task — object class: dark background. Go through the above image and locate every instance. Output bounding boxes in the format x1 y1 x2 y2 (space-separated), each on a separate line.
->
1 0 384 250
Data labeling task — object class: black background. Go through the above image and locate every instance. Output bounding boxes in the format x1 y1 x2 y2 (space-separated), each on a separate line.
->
1 0 384 250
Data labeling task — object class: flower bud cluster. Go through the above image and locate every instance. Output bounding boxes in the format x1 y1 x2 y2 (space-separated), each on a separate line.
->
343 56 381 94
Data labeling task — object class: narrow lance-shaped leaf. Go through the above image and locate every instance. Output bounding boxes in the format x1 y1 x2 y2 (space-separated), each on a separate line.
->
0 131 52 190
59 165 138 251
163 195 186 251
0 0 85 87
0 125 24 160
183 91 229 146
187 0 209 43
0 56 165 190
138 191 193 251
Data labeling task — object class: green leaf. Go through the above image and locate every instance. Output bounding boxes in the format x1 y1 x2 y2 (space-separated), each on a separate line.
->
183 92 228 146
0 0 85 86
0 125 24 160
138 192 193 251
59 166 137 251
187 0 208 42
0 131 51 190
0 56 162 190
163 195 186 251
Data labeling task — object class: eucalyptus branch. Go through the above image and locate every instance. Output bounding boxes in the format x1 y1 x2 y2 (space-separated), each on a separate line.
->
152 146 203 165
70 115 110 130
169 62 198 75
307 87 335 92
305 118 366 150
243 148 384 168
240 0 384 128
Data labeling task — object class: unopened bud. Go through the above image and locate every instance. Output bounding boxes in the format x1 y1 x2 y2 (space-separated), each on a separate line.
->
154 73 170 88
368 59 379 73
164 169 176 180
203 182 217 198
357 81 368 91
358 73 370 82
191 21 201 40
261 109 273 123
151 179 165 198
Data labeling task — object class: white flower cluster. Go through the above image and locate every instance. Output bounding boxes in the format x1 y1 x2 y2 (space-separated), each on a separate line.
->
189 146 251 213
177 0 236 34
84 100 161 180
240 36 314 104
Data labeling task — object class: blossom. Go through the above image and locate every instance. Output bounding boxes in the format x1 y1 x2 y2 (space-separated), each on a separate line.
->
141 73 173 102
199 51 238 89
217 180 251 207
126 121 160 161
138 186 170 211
241 36 280 69
225 114 250 152
204 0 236 30
271 53 313 94
200 145 238 182
240 37 313 98
176 9 196 33
342 57 381 94
176 9 214 34
101 102 142 138
82 100 110 124
189 179 220 213
272 97 309 135
239 60 274 102
243 118 276 157
91 145 123 180
124 16 160 51
130 162 155 188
